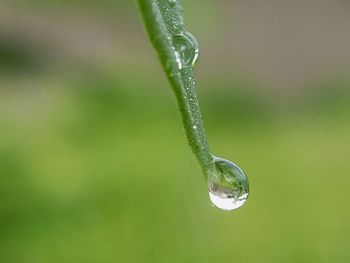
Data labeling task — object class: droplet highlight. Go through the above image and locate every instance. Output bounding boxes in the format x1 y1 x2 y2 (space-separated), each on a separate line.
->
207 156 249 211
173 31 199 69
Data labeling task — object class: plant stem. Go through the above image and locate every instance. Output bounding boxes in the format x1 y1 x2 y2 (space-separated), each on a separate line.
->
138 0 213 171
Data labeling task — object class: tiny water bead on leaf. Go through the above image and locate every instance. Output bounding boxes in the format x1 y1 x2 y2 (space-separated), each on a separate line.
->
168 0 176 7
207 156 249 211
173 31 199 69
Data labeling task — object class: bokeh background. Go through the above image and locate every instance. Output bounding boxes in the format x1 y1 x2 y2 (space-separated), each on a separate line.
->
1 0 350 262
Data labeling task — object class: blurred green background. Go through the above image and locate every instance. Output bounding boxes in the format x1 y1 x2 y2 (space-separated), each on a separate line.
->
1 1 350 262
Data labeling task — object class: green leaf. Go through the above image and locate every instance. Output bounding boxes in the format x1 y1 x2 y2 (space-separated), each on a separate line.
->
138 0 212 171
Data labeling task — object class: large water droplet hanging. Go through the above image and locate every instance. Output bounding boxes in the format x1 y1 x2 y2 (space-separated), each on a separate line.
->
207 156 249 211
173 31 199 69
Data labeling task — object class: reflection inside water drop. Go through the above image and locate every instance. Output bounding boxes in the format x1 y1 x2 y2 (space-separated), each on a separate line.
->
207 156 249 211
173 31 199 69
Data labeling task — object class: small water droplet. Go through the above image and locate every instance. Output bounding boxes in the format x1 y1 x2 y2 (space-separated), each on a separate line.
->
207 156 249 211
193 125 197 129
173 31 199 69
168 0 176 7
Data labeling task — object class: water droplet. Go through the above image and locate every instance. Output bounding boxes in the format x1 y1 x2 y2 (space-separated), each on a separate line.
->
207 156 249 211
193 125 197 129
173 31 199 69
168 0 176 7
